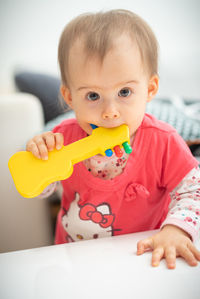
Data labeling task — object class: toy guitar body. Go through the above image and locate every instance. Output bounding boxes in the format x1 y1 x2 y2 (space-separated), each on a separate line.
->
8 125 132 198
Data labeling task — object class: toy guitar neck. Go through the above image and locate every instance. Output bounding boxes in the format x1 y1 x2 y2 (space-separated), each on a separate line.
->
8 125 132 198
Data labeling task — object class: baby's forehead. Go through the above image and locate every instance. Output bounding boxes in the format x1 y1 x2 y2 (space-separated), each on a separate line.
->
67 35 145 89
69 33 139 63
69 37 86 57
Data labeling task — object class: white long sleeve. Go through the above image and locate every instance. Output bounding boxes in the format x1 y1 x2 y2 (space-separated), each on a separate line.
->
161 166 200 242
36 182 58 199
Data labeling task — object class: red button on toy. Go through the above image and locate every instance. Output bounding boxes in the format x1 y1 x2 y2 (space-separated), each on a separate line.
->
113 145 123 157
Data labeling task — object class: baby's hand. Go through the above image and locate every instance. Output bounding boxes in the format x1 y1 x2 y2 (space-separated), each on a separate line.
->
137 225 200 269
26 132 64 160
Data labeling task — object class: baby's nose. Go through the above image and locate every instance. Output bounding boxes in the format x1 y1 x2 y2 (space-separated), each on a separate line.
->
102 104 120 120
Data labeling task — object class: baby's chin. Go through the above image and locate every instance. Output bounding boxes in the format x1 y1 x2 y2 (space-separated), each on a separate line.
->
77 122 93 135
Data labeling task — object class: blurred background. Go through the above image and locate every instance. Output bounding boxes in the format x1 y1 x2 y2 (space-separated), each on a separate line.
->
1 0 200 97
0 0 200 253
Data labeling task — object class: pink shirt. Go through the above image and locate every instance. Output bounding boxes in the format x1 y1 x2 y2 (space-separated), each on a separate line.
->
53 114 199 244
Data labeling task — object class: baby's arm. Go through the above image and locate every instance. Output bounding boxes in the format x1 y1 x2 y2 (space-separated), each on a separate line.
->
137 167 200 269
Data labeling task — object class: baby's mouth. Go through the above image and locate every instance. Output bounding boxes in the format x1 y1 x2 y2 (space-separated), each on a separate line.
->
89 123 132 157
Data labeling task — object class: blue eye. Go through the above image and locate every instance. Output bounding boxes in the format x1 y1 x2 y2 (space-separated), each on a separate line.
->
118 88 131 97
86 92 100 101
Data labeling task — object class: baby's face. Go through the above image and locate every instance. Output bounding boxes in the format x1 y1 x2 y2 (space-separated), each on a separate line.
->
62 34 158 138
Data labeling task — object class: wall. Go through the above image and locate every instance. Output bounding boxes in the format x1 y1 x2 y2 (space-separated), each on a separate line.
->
0 0 200 98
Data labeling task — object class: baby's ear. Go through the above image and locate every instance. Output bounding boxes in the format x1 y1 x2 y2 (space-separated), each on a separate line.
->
147 75 159 103
60 85 73 109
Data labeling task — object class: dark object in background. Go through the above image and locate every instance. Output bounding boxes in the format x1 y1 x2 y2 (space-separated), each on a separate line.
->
14 71 69 123
190 144 200 156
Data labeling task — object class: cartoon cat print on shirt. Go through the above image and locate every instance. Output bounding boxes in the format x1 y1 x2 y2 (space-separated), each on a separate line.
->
61 193 116 242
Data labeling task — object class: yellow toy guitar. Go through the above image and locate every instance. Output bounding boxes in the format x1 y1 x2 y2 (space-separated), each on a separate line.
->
8 124 132 198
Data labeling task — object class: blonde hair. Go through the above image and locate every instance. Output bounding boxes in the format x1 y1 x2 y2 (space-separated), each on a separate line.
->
58 9 159 86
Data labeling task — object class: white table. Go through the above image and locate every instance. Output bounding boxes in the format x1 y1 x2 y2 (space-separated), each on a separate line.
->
0 230 200 299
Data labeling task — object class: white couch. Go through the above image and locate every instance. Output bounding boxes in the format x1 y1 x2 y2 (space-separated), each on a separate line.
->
0 93 53 253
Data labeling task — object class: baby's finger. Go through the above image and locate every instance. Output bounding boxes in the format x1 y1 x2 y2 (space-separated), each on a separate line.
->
165 246 176 269
35 137 49 160
151 247 164 267
137 238 153 255
178 245 198 267
55 133 64 150
26 140 41 159
187 243 200 262
43 132 56 151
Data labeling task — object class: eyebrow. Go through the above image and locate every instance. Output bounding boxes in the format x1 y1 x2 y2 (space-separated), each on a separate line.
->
77 80 139 91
